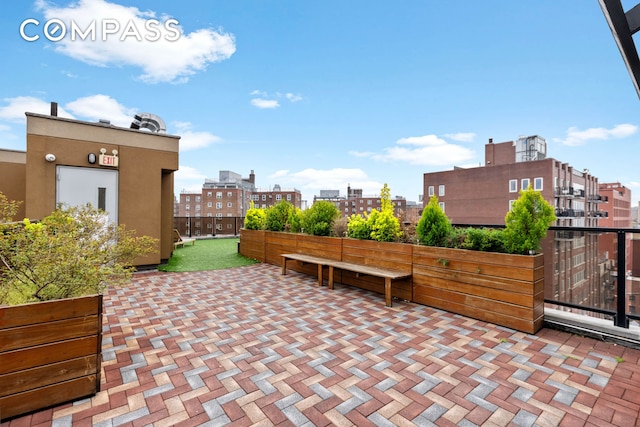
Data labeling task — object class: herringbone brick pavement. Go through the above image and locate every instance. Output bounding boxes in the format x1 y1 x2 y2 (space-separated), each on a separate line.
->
3 263 640 426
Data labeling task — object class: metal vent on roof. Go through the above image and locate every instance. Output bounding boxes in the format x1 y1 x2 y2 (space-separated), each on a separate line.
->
130 112 166 133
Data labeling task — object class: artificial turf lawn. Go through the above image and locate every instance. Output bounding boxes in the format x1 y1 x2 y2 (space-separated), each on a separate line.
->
158 237 258 272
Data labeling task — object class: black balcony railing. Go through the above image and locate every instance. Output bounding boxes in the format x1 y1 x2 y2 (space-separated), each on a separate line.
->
174 216 244 238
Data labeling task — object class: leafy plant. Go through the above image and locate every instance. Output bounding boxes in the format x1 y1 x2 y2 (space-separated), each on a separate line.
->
244 201 266 230
0 192 21 223
0 203 157 305
503 186 556 255
416 195 452 247
264 200 293 231
347 213 371 239
369 184 402 242
461 227 506 253
301 200 339 236
288 207 303 233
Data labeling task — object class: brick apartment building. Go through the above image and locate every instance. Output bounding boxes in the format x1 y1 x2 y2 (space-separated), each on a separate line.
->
314 186 408 221
175 170 302 236
423 135 618 312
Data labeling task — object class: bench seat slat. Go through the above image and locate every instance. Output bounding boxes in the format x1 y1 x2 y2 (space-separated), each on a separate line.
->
281 253 411 307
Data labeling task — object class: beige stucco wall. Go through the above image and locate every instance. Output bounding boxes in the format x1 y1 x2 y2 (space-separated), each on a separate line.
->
25 113 180 265
0 149 27 220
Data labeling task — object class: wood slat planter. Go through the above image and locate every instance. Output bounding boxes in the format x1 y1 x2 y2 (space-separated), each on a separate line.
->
0 294 103 421
239 229 266 262
412 246 544 334
239 229 545 334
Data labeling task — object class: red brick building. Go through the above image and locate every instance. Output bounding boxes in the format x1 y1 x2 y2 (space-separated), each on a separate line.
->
423 136 609 310
314 186 408 220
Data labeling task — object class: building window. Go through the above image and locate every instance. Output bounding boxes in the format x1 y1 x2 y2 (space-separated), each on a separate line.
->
227 202 232 208
227 192 232 197
216 202 222 209
534 177 543 191
439 202 445 212
207 202 212 207
195 205 200 211
428 186 434 197
438 185 445 197
216 213 222 218
287 194 291 201
207 192 212 197
367 200 372 205
276 194 282 201
509 200 516 210
509 179 517 193
186 205 190 210
195 196 201 202
216 192 222 199
262 195 266 201
186 196 190 202
521 178 530 191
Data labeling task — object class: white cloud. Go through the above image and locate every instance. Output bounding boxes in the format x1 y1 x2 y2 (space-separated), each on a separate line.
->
554 124 638 146
35 0 236 84
351 134 475 166
273 168 383 199
171 121 221 151
250 98 280 109
285 93 303 102
443 132 476 142
65 94 135 126
249 90 303 108
269 169 290 178
0 96 74 122
174 165 207 193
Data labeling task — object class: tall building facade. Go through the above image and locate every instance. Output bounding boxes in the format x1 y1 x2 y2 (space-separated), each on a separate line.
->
423 136 610 311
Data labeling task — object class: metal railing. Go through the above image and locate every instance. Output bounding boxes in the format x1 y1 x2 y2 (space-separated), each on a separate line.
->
174 216 244 238
454 223 640 331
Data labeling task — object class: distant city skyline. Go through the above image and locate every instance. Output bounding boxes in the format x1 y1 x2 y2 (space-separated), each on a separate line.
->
1 1 640 205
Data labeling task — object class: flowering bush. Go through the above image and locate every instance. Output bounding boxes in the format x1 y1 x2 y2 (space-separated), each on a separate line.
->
0 197 157 305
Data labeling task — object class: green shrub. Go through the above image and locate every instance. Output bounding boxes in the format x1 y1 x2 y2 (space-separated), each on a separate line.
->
460 227 506 252
0 203 157 305
347 213 371 239
416 195 452 247
347 184 402 242
301 200 339 236
503 186 556 254
264 200 293 231
369 184 402 242
288 207 303 233
244 202 266 230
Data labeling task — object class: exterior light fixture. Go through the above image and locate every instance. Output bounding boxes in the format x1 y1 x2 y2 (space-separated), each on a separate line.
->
45 153 56 162
88 153 97 164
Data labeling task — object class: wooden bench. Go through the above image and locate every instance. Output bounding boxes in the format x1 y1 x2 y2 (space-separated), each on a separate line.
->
281 253 411 307
173 229 196 249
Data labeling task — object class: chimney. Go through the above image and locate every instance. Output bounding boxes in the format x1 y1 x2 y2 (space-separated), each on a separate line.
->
50 102 58 117
249 170 255 184
488 138 493 144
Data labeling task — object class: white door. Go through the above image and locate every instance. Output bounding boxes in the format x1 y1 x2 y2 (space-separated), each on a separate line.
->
56 166 118 223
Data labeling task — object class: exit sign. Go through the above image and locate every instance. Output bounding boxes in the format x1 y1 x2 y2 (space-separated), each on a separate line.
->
99 154 119 167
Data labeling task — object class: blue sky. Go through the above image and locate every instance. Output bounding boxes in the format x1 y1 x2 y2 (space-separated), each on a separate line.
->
2 1 640 206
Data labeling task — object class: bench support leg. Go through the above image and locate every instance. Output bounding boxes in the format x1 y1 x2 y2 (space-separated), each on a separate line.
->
317 264 323 286
385 278 393 307
282 258 288 276
328 266 335 289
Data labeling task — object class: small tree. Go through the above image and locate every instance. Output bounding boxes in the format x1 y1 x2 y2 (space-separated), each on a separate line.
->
265 200 293 231
416 195 452 247
503 186 556 254
0 203 157 305
347 213 371 239
301 200 339 236
288 207 303 233
0 192 21 223
369 184 402 242
244 201 266 230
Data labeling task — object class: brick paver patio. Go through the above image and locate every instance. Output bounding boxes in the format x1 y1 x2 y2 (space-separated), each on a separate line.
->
2 263 640 426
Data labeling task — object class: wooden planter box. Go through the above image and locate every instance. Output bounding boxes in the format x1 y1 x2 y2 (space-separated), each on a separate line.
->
0 294 103 420
239 229 545 334
412 246 544 334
